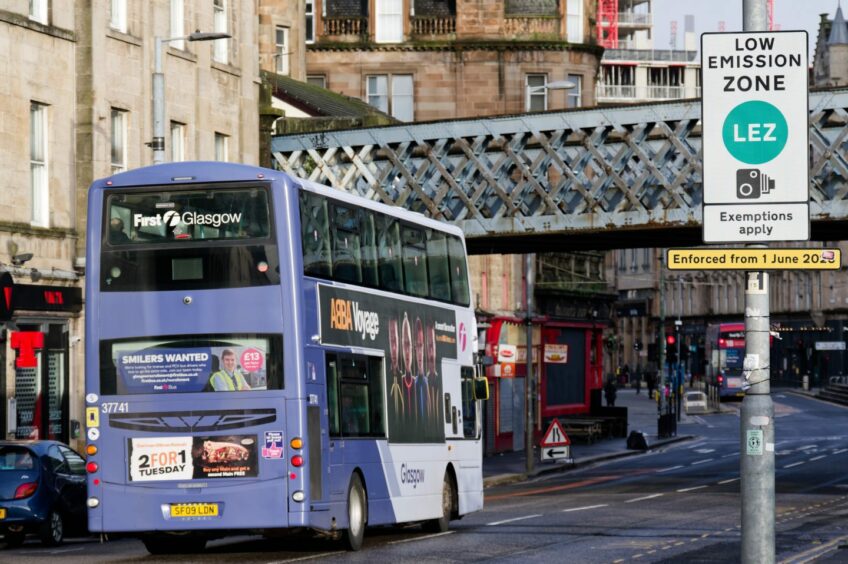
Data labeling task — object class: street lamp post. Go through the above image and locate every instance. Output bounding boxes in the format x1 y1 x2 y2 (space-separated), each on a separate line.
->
151 32 231 164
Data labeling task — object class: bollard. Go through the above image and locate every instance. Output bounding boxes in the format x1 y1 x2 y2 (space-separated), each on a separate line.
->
802 375 809 391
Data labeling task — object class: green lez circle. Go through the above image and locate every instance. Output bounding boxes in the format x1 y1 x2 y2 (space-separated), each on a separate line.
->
721 100 788 165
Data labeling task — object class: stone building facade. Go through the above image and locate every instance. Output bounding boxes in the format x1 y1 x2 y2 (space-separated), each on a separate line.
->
2 0 260 450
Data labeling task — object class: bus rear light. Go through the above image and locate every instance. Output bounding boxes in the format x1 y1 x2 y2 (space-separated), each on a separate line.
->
291 455 304 467
86 444 98 456
718 375 724 385
14 482 37 499
290 472 297 480
86 462 99 473
292 491 304 502
87 497 100 508
290 437 303 450
93 478 101 486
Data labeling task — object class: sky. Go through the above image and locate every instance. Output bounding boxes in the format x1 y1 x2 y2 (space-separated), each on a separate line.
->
651 0 841 56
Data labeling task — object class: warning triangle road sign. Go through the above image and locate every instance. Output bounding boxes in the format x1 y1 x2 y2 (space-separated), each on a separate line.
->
541 418 570 447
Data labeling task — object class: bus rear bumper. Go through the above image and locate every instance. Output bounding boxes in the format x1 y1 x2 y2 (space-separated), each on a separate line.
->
89 480 288 532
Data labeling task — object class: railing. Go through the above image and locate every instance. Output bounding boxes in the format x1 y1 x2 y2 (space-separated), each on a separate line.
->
596 84 695 101
617 12 652 25
595 84 637 99
410 16 456 36
322 17 368 38
503 16 560 38
603 48 697 62
645 85 686 100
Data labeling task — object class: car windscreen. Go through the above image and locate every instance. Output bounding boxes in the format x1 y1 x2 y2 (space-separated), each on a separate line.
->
0 447 35 471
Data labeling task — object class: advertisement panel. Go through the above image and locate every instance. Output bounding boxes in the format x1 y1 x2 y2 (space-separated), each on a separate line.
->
128 435 259 481
318 285 459 443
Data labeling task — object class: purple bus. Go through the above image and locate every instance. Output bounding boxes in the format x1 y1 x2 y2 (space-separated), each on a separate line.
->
84 162 488 554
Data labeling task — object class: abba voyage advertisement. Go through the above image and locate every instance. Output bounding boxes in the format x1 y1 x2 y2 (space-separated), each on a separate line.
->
318 285 458 443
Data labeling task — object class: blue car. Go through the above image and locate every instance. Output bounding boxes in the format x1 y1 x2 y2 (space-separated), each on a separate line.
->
0 441 87 547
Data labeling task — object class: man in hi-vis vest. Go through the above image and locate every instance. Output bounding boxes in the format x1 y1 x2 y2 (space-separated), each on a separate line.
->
209 349 251 391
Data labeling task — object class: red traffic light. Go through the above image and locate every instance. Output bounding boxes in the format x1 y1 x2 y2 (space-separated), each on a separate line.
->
666 335 676 346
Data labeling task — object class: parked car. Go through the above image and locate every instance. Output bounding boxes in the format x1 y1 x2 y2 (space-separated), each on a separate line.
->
0 441 87 547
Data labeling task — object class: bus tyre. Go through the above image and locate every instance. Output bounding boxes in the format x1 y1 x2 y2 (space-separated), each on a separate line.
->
424 473 454 533
142 535 207 555
342 474 367 551
39 510 63 547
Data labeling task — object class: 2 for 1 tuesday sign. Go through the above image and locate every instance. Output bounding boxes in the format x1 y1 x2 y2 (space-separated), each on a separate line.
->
701 31 809 243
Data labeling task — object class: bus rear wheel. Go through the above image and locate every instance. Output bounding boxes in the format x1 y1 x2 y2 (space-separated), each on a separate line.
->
424 473 455 533
142 534 207 555
342 473 367 551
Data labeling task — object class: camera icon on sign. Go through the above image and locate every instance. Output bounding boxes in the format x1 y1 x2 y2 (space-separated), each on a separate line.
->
736 168 776 199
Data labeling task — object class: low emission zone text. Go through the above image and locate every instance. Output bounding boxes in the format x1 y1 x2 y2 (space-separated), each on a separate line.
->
666 249 841 271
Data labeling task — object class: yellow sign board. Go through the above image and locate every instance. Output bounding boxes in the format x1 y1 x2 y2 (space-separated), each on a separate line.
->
667 249 841 270
86 407 100 428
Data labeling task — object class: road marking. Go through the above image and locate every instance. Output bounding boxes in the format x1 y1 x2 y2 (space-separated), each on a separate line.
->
691 458 714 465
486 514 542 526
626 494 664 503
784 461 806 469
677 485 708 493
266 552 346 563
562 504 608 512
719 478 740 485
49 548 85 555
833 448 848 455
722 452 739 458
780 533 848 564
657 465 683 473
799 444 818 450
387 531 455 544
809 455 826 462
694 448 715 454
486 475 617 501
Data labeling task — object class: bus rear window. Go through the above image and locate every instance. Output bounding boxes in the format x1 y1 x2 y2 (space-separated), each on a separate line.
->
99 334 283 395
105 186 271 244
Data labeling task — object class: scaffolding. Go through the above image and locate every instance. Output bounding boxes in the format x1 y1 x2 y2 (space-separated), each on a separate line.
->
597 0 619 48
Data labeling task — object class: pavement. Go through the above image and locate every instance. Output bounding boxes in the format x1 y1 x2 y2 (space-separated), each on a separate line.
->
482 387 700 487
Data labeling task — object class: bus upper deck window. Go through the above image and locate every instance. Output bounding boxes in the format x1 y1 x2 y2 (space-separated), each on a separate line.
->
299 192 331 278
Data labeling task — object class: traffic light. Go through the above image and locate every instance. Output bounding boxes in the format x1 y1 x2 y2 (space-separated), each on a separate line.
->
666 334 677 364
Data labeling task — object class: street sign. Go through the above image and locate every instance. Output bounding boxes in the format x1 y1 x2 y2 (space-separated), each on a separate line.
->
541 419 571 462
815 341 846 351
666 248 841 270
701 31 809 243
541 445 571 462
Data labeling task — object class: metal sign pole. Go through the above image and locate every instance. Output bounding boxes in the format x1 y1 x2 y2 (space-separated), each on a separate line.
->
740 4 775 564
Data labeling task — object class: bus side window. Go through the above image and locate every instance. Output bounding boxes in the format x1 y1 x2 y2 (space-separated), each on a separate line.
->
460 367 477 438
360 210 379 287
326 355 340 437
331 203 362 284
337 355 385 438
426 229 451 302
447 235 470 306
401 225 428 297
377 215 403 292
299 192 332 278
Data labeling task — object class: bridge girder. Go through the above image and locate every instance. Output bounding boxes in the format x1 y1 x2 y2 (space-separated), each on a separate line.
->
271 88 848 253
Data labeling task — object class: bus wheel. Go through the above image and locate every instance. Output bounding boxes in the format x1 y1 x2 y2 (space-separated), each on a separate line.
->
342 474 367 551
142 534 207 554
424 473 454 533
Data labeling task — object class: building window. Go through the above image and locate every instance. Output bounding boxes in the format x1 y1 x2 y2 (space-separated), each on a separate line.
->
110 109 127 174
566 0 583 42
366 75 414 122
29 0 48 24
30 102 49 227
170 122 185 162
567 74 583 108
275 26 290 75
213 0 228 64
170 0 185 49
110 0 127 33
215 132 228 162
307 75 326 88
525 74 547 112
305 0 315 44
375 0 403 43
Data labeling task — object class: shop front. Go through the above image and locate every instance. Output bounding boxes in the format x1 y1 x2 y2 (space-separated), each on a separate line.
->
0 272 82 444
482 317 603 454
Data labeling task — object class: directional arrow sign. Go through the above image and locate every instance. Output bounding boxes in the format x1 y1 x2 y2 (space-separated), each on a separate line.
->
541 445 571 461
541 418 570 447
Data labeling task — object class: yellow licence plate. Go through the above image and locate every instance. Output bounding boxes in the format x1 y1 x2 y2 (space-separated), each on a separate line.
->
170 503 219 518
0 508 6 519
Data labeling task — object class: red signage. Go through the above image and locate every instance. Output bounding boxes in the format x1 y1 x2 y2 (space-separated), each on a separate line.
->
10 331 45 369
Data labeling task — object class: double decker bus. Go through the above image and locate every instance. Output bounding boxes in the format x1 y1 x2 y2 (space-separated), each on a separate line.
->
84 162 488 554
705 322 746 400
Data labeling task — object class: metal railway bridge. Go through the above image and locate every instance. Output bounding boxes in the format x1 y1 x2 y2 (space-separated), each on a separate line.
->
271 87 848 254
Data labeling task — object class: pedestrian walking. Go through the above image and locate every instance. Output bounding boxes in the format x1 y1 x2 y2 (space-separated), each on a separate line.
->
646 371 655 400
604 378 617 407
635 369 642 394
